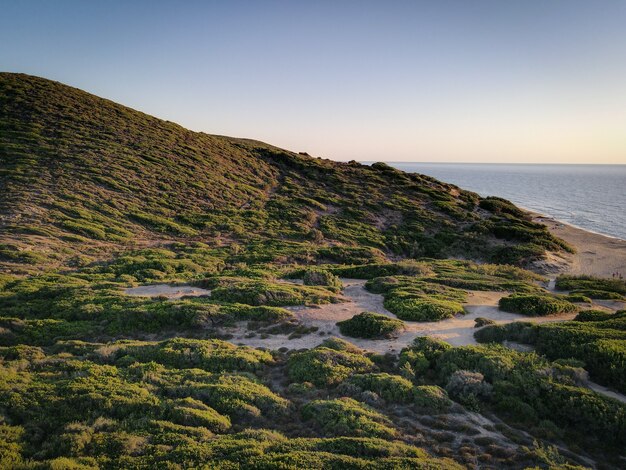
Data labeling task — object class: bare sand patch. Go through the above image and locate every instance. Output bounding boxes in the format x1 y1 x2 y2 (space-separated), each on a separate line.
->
124 284 211 299
225 279 581 352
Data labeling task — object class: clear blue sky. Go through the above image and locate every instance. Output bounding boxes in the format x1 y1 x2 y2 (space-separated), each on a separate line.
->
2 0 625 163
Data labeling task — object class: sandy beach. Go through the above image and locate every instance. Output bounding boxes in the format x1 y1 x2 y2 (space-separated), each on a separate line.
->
532 212 626 277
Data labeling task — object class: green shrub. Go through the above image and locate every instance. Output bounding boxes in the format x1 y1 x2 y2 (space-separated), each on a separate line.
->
347 373 414 403
563 293 592 303
211 280 339 306
570 289 625 300
337 312 404 339
385 295 464 322
115 338 274 372
479 197 526 218
303 268 343 290
301 398 396 438
574 310 615 322
330 261 434 279
555 275 626 295
287 343 376 387
445 370 492 410
169 398 231 432
413 385 452 410
499 294 577 316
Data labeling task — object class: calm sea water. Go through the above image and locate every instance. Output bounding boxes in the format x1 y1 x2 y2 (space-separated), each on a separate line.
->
384 163 626 240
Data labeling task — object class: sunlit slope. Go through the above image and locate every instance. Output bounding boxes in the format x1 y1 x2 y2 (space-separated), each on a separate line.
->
0 73 570 272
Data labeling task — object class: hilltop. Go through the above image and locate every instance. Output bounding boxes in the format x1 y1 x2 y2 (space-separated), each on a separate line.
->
0 73 570 274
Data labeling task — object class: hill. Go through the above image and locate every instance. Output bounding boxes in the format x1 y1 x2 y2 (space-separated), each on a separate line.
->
3 74 620 470
0 73 570 274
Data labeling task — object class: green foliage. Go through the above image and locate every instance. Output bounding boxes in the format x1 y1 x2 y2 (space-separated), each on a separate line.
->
479 196 526 218
169 397 231 431
555 275 626 295
211 278 341 306
302 268 343 290
345 373 451 410
347 373 415 403
337 312 404 339
574 309 615 322
301 398 396 438
330 261 434 279
433 344 626 448
114 338 274 373
287 341 376 387
385 295 464 322
499 294 578 316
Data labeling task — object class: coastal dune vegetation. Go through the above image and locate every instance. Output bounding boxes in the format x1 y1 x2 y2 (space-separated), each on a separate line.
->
0 73 624 469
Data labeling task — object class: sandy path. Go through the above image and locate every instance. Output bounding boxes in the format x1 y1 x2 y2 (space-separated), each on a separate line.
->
124 284 211 299
227 279 580 352
533 213 626 277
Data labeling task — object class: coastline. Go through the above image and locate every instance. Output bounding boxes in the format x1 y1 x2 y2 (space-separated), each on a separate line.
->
531 211 626 277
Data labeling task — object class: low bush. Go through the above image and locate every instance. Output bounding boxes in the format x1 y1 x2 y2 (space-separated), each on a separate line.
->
413 385 452 410
563 293 592 303
499 294 577 316
570 289 625 300
303 268 343 290
211 280 340 306
445 370 492 411
474 317 496 328
385 295 464 322
114 338 274 373
287 342 376 387
337 312 404 339
169 397 231 432
347 373 414 403
329 261 434 279
555 275 626 295
574 310 615 322
301 398 396 438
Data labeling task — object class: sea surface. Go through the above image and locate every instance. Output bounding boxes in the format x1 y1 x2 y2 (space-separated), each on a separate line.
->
383 163 626 240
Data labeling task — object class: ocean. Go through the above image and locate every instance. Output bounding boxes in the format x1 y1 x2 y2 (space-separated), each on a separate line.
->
383 163 626 240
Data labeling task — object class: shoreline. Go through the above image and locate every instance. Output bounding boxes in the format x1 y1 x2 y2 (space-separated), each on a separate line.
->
518 204 626 243
530 211 626 277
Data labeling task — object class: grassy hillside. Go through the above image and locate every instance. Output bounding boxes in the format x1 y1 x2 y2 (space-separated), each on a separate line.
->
0 73 570 274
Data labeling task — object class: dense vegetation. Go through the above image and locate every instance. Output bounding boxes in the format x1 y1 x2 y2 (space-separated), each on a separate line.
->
0 73 622 468
475 310 626 394
555 275 626 300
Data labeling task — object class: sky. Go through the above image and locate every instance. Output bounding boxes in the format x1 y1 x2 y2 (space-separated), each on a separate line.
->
1 0 625 164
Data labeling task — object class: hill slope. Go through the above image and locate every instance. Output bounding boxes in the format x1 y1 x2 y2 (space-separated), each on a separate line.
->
0 73 569 273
